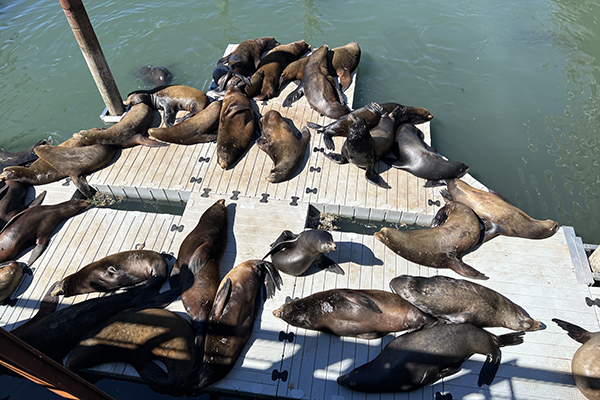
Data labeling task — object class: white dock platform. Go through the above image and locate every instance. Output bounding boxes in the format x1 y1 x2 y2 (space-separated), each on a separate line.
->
1 44 598 400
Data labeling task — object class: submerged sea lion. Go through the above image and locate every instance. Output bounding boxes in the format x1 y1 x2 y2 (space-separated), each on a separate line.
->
553 318 600 400
125 85 210 127
196 260 282 389
0 138 52 171
374 201 486 279
0 261 24 304
283 45 351 119
148 100 222 145
337 323 525 392
263 229 343 276
66 308 195 395
216 83 255 169
442 178 559 242
257 110 310 183
390 275 543 331
0 199 90 266
273 288 436 339
134 65 173 86
51 250 168 297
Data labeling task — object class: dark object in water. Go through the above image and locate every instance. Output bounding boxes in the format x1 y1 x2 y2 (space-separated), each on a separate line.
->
0 138 52 171
134 66 173 86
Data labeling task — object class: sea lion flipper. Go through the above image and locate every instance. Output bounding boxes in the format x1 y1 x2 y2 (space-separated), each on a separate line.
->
365 169 391 189
478 352 500 387
71 175 95 199
188 243 211 275
132 135 169 147
27 190 46 208
306 121 323 131
553 318 591 344
323 132 336 151
324 152 348 164
268 230 298 248
343 291 382 314
435 364 462 381
423 179 446 188
132 361 173 391
263 240 296 260
27 243 48 266
211 278 232 320
283 84 305 107
446 258 488 280
317 255 345 275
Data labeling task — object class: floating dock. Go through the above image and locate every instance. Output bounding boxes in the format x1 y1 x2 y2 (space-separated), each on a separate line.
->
1 45 599 400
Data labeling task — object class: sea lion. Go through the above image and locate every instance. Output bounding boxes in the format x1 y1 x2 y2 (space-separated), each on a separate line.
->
390 275 543 331
369 105 401 158
216 83 255 169
273 288 436 339
442 178 559 242
553 318 600 400
324 114 391 188
33 144 118 197
0 180 45 228
10 282 178 363
169 199 228 369
245 40 310 101
65 308 195 395
196 260 283 389
134 65 173 86
283 45 351 119
0 198 90 266
337 323 525 392
0 138 52 171
263 229 344 276
0 261 23 305
147 100 222 145
374 201 486 279
124 85 210 128
256 110 310 183
73 103 164 147
392 123 469 187
51 249 168 297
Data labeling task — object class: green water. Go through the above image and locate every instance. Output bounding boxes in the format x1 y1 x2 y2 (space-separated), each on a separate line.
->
0 0 599 244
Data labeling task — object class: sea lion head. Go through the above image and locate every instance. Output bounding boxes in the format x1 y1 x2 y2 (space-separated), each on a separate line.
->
124 91 152 107
310 230 337 253
404 106 434 124
272 299 312 327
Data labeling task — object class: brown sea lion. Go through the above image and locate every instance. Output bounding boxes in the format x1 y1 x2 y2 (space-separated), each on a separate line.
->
273 289 436 339
283 45 351 119
0 138 52 171
245 40 310 101
169 199 228 371
65 308 196 395
216 83 255 169
0 261 24 305
73 103 164 147
0 180 45 228
147 100 222 145
0 198 90 266
374 201 486 279
553 318 600 400
392 123 469 187
390 275 543 331
124 85 210 128
442 178 559 242
256 110 310 183
51 250 168 297
337 323 524 392
196 260 282 389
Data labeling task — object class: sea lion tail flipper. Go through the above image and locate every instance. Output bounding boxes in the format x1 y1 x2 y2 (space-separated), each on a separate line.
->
27 242 48 267
495 331 525 348
282 85 305 107
365 170 391 189
324 152 348 165
318 255 345 275
27 190 46 208
211 278 232 320
323 132 336 151
71 175 95 199
439 189 454 203
344 291 382 314
132 361 174 392
478 352 500 387
446 258 488 280
262 261 283 299
431 205 450 227
552 318 591 344
306 121 324 131
435 364 463 381
133 135 169 147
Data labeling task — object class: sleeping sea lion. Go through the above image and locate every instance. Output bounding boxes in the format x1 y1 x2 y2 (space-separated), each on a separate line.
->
0 261 24 305
374 201 486 279
390 275 543 331
257 110 310 183
0 180 45 228
442 178 559 242
51 250 168 297
147 100 222 145
273 288 436 339
125 85 210 127
0 138 52 171
263 229 344 276
196 260 282 389
337 323 524 392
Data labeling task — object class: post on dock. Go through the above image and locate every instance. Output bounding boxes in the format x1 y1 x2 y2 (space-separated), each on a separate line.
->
59 0 125 117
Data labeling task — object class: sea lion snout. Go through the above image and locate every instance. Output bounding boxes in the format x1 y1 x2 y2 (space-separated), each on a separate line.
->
273 309 282 318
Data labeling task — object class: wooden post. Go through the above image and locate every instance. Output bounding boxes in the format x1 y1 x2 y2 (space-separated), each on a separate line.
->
60 0 125 117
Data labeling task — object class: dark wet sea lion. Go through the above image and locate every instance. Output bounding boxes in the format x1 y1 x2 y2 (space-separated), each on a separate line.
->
369 105 401 158
283 45 351 119
0 138 52 170
148 100 222 145
10 283 178 363
257 110 310 183
337 323 524 392
273 288 436 339
73 103 164 147
263 229 343 276
381 102 434 127
125 85 210 128
442 178 559 242
392 123 469 187
0 198 90 266
65 307 195 395
196 260 282 389
324 114 391 188
245 40 310 101
327 41 361 91
134 65 173 86
553 319 600 400
0 180 45 228
216 83 255 169
33 144 118 197
51 250 168 297
170 199 228 369
374 201 486 279
0 261 23 304
390 275 542 331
